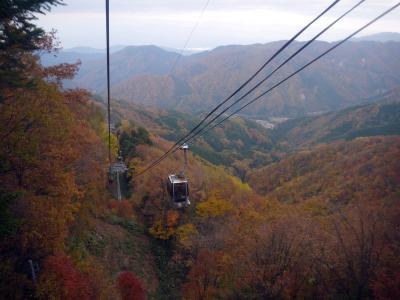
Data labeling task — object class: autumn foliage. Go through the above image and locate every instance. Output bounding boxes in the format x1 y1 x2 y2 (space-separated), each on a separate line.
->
128 132 400 299
0 3 113 296
117 271 147 300
36 255 93 299
108 200 133 218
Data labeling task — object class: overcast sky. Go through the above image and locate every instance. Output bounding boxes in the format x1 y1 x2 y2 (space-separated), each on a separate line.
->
36 0 400 50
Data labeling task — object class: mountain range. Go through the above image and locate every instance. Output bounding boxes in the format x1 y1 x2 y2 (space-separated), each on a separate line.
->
41 34 400 118
353 32 400 42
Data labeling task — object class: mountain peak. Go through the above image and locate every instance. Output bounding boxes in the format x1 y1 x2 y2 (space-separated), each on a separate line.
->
353 32 400 42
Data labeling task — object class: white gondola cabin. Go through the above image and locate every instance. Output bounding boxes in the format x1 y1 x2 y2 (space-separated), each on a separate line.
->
167 174 190 208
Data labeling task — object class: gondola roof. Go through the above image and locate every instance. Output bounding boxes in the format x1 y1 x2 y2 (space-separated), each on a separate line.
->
168 174 187 183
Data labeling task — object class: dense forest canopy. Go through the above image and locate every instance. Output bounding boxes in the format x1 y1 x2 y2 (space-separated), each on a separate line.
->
1 1 400 299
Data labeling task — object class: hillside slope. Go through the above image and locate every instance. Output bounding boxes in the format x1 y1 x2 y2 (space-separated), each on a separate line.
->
246 136 400 204
108 88 400 180
272 87 400 149
110 100 277 177
106 41 400 117
127 124 400 299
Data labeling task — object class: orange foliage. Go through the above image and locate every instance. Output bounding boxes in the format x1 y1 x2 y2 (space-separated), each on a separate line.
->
0 40 111 296
108 200 133 218
44 61 81 84
37 255 93 300
183 250 226 300
149 210 180 240
166 210 180 226
247 137 400 206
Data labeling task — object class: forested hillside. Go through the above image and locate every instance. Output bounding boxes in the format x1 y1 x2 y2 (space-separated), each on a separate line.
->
272 87 400 149
108 89 400 179
46 41 400 117
125 131 400 300
246 136 400 202
109 100 278 178
1 2 138 297
107 99 400 299
0 42 114 298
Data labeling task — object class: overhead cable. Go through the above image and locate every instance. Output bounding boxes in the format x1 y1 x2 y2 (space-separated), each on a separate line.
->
169 0 212 74
132 0 341 178
183 0 367 142
192 2 400 140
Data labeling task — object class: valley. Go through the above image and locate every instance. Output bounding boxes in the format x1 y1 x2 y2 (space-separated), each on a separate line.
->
104 86 400 182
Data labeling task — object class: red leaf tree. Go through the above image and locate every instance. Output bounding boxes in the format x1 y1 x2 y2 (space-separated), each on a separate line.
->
117 271 146 300
37 255 93 300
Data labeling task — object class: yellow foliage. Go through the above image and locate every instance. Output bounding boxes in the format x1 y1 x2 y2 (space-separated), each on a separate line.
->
176 223 198 246
196 197 234 218
229 175 252 192
149 220 175 240
149 210 180 240
221 253 233 268
302 198 330 217
119 119 131 132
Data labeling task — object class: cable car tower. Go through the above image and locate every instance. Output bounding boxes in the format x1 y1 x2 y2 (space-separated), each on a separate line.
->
167 143 190 208
105 0 129 201
109 150 128 201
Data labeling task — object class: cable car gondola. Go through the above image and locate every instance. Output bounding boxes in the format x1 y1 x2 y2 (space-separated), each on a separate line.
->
167 143 190 208
167 174 190 208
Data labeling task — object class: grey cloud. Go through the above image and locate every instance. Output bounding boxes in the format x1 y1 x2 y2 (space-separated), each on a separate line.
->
50 0 386 14
38 0 400 48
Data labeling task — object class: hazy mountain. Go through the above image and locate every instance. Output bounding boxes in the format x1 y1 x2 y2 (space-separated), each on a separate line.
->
42 37 400 118
40 44 198 67
40 44 193 66
40 46 126 66
64 47 105 54
64 45 127 54
40 51 104 67
353 32 400 42
73 45 180 91
63 45 203 55
108 41 400 118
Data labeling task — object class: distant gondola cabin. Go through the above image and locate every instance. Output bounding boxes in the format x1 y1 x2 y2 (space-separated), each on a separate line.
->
167 174 190 208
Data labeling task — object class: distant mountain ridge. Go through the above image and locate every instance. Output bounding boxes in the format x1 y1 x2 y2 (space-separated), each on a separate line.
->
63 45 205 55
75 45 181 91
64 45 127 53
353 32 400 42
43 36 400 118
109 40 400 117
40 44 205 67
